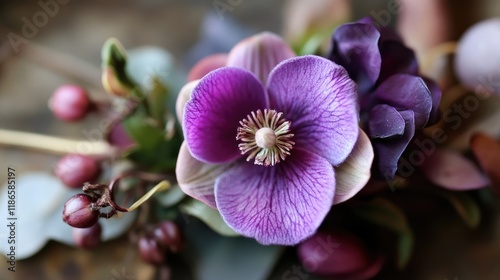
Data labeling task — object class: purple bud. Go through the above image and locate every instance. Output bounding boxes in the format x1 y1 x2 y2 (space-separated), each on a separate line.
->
72 222 102 249
297 231 384 279
62 194 99 228
55 154 101 188
152 221 183 253
49 85 91 122
138 235 165 265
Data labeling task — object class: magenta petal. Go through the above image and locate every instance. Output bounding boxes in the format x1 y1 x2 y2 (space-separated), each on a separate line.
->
421 149 489 191
267 55 359 165
187 53 228 82
368 104 405 139
227 32 295 84
184 67 268 163
215 148 335 245
373 74 433 128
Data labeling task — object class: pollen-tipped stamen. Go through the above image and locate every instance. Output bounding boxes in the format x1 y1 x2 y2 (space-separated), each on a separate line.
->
236 109 295 166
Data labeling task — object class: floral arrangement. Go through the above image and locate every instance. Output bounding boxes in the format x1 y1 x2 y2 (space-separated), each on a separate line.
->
1 2 500 279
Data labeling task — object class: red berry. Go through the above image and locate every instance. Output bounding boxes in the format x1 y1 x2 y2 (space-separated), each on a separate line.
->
55 154 101 188
49 85 90 122
138 235 165 265
152 221 182 253
72 222 102 249
62 194 99 228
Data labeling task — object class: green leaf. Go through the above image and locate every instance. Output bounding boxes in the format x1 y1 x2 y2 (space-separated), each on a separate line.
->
154 184 186 207
441 191 481 228
146 77 170 127
180 198 239 237
183 219 284 280
122 108 181 170
101 38 141 98
353 198 414 269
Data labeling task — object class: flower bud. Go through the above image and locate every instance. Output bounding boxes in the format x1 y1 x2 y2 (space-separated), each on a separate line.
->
101 38 136 98
55 154 101 188
455 18 500 95
152 221 183 253
106 123 135 149
49 85 91 122
138 235 165 265
62 194 99 228
72 222 102 249
297 231 384 280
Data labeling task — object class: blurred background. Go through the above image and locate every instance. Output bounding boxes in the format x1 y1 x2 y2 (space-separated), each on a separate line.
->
1 0 500 279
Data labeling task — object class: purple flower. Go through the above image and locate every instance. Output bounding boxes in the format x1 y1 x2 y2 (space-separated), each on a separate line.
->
176 33 374 245
329 18 441 180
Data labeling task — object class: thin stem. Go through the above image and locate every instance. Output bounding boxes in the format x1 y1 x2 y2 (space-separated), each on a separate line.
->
0 128 115 157
24 43 102 89
127 180 170 211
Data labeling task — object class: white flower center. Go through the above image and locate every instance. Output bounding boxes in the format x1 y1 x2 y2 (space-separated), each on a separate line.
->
236 109 295 166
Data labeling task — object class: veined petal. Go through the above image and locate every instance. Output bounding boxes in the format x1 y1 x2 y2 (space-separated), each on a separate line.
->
176 142 231 208
184 67 268 163
329 22 381 88
175 80 199 125
368 104 405 139
187 53 228 82
227 32 295 85
373 74 432 128
334 129 374 204
267 55 359 165
373 110 415 181
215 148 335 245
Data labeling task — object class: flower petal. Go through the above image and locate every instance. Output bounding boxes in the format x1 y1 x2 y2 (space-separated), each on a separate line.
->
227 32 295 84
267 55 359 165
378 40 418 83
421 149 488 191
329 22 381 89
334 129 374 204
471 133 500 193
187 53 228 82
373 110 415 181
422 76 442 126
184 67 268 163
368 104 405 139
373 74 432 128
215 148 335 245
175 80 199 125
176 142 228 208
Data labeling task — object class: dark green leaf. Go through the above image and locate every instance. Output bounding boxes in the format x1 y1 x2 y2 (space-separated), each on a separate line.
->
353 198 414 268
183 219 284 280
180 198 238 237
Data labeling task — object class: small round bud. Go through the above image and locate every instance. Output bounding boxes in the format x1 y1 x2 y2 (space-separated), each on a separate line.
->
72 222 102 249
62 194 99 228
152 221 183 253
138 235 165 265
49 85 91 121
455 18 500 95
55 154 101 188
